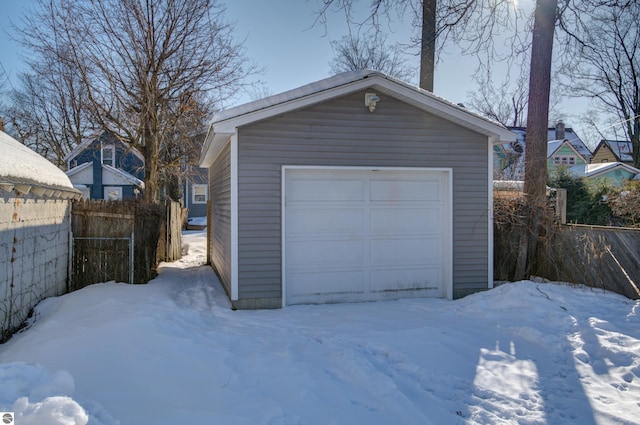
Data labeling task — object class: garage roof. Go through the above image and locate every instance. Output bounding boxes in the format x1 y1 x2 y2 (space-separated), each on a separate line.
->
200 70 516 167
0 130 80 199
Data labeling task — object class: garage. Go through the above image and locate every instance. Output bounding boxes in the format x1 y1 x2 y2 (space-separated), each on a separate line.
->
200 70 516 309
283 167 452 305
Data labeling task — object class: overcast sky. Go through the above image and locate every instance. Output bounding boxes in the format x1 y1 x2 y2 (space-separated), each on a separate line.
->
0 0 606 145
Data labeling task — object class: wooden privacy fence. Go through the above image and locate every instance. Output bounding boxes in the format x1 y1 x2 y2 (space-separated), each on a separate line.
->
495 206 640 299
157 199 184 263
71 207 135 289
534 224 640 299
70 200 182 291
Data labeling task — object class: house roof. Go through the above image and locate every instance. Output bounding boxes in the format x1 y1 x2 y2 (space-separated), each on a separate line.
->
547 139 587 162
0 130 80 199
64 131 144 163
201 70 516 167
507 126 593 159
568 162 640 179
594 140 634 163
65 161 145 188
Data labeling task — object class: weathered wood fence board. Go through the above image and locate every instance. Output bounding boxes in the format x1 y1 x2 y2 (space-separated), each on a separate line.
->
537 225 640 299
157 200 184 263
70 200 178 290
495 212 640 299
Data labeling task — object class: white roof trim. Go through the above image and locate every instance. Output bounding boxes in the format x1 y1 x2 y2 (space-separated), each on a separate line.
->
570 162 640 178
200 71 516 167
0 177 82 200
103 164 145 188
65 161 92 176
548 140 587 162
66 161 145 188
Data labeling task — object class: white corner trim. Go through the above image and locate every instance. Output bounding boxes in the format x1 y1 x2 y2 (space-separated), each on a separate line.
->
281 166 287 308
444 167 454 300
230 134 239 301
488 141 495 290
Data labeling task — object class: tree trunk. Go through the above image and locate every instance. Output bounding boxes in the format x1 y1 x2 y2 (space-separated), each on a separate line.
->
420 0 436 92
143 132 159 203
632 120 640 169
515 0 557 280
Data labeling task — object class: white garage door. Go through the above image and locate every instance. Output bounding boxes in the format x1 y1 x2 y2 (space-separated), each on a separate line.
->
284 167 451 305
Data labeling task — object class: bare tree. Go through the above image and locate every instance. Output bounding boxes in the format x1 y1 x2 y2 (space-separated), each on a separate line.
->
6 51 93 167
315 0 525 91
0 65 9 128
514 0 558 280
329 34 416 81
558 0 640 168
18 0 253 202
468 61 564 129
468 71 529 127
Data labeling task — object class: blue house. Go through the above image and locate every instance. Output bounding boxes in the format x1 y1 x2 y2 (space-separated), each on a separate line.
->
183 165 208 220
65 131 145 200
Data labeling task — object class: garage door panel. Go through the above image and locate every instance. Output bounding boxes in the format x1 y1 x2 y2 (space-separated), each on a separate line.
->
287 239 364 267
370 237 440 265
371 267 443 295
370 208 440 234
370 178 441 202
284 168 450 305
287 178 364 202
288 270 367 297
287 208 365 235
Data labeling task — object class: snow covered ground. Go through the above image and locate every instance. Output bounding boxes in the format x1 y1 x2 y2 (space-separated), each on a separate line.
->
0 230 638 425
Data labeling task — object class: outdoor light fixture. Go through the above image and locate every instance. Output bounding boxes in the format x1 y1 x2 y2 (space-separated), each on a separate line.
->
365 92 380 112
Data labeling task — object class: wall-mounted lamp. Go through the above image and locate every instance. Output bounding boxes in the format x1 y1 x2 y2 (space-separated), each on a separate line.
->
365 92 380 112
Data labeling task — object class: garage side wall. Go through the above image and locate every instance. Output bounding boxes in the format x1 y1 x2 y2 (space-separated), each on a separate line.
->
236 90 491 305
208 141 233 297
0 194 70 340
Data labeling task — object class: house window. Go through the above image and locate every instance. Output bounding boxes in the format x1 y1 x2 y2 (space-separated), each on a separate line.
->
102 145 115 166
554 156 576 166
192 184 208 204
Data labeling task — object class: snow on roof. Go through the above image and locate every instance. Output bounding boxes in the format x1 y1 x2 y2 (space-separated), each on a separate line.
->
493 180 524 191
547 139 588 160
568 162 640 178
0 130 76 194
603 140 634 162
507 127 592 159
547 140 562 157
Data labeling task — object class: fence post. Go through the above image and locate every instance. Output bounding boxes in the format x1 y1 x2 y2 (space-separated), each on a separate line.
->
129 228 135 284
556 188 567 224
206 199 211 265
68 228 74 292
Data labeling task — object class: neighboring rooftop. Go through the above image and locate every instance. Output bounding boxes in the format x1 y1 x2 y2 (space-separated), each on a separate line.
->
507 122 593 161
0 130 76 193
596 140 634 163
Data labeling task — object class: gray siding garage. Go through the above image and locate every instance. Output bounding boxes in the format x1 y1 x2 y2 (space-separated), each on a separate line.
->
200 70 515 309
